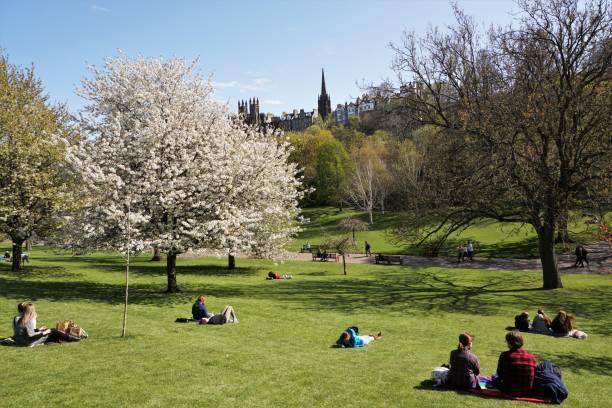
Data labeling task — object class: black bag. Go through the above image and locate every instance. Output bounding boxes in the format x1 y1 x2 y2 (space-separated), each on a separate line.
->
175 317 194 323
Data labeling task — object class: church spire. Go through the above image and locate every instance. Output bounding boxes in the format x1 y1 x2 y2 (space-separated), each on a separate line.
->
321 68 327 96
318 68 331 120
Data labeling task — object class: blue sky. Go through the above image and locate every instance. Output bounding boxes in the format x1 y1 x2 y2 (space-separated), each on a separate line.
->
1 0 518 115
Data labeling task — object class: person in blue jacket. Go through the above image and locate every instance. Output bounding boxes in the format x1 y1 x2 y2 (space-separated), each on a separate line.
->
192 295 213 320
336 327 382 347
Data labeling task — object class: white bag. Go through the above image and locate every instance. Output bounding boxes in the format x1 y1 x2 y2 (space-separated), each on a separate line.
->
431 367 449 386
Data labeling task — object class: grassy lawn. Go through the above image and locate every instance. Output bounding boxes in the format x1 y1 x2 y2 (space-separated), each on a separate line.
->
1 247 611 407
290 207 602 258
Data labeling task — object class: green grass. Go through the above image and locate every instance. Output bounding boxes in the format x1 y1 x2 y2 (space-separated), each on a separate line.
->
1 247 611 407
291 207 602 258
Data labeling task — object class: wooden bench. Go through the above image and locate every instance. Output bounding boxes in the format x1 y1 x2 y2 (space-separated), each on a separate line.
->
375 254 402 265
312 252 338 262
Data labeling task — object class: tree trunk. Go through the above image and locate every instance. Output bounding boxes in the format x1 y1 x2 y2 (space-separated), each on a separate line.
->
342 254 347 275
352 229 356 241
228 254 235 270
368 208 373 225
537 225 563 289
166 252 179 293
11 240 24 272
25 240 32 251
555 216 573 243
151 247 161 261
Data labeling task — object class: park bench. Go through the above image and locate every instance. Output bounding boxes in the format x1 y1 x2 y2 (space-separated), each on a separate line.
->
312 251 338 262
375 254 403 265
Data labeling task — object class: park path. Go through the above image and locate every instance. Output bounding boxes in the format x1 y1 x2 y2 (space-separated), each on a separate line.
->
291 241 612 274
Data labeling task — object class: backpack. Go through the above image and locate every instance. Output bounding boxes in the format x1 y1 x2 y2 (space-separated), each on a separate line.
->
55 320 88 339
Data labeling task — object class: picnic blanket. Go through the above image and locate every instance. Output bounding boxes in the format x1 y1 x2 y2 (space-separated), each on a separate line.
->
468 388 552 404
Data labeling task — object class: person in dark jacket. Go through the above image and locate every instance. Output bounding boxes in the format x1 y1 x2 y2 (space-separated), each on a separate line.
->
533 361 568 404
515 311 531 332
580 246 589 268
447 332 481 389
192 295 212 320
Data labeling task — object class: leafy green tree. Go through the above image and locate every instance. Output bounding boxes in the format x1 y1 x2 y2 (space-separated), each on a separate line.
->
315 138 350 207
0 54 79 271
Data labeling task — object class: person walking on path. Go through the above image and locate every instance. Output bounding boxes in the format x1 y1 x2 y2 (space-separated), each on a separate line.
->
466 241 474 261
365 241 372 257
580 246 589 268
457 244 466 263
574 245 582 267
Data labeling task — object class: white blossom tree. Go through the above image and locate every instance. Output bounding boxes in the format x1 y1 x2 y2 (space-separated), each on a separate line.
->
70 54 303 293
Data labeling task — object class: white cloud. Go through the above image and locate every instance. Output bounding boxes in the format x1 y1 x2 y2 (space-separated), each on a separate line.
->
214 80 239 89
263 100 284 105
214 78 271 92
91 4 110 12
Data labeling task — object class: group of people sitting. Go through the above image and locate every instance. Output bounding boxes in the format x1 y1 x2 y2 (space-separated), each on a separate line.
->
7 302 87 347
1 251 29 262
192 295 239 325
445 330 568 403
514 309 587 339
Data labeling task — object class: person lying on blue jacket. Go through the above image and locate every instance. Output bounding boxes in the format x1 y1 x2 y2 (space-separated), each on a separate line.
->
336 327 382 348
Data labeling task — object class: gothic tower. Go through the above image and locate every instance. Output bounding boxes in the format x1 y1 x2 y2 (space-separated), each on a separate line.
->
318 68 331 120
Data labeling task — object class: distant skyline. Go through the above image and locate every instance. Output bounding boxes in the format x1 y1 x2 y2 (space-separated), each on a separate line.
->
1 1 518 115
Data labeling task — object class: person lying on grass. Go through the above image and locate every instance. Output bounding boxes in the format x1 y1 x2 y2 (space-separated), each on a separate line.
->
192 295 239 324
447 332 481 390
266 271 292 280
198 306 239 325
335 327 382 348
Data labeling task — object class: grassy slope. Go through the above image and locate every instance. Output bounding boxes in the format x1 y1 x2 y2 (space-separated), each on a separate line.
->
1 247 610 407
290 207 600 257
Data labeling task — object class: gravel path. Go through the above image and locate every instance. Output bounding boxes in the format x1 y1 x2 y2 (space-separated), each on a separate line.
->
290 241 612 274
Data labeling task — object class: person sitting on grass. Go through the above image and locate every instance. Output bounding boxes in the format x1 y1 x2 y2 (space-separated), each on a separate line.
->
551 310 587 339
335 327 382 348
266 271 292 280
530 309 552 335
13 303 52 347
192 295 213 321
199 305 239 325
447 332 481 389
495 330 536 396
514 311 530 332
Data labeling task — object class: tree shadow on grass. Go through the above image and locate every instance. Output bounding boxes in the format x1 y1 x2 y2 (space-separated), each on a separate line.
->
536 352 612 375
0 276 246 307
1 262 610 336
0 265 85 279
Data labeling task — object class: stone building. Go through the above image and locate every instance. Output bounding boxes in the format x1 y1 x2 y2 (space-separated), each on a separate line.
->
333 94 376 126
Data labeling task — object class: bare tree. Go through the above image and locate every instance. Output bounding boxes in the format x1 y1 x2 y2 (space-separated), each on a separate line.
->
337 217 368 241
388 0 612 289
344 143 390 224
324 236 358 275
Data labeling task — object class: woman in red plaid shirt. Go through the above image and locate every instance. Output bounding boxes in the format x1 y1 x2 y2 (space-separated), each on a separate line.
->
495 330 537 396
